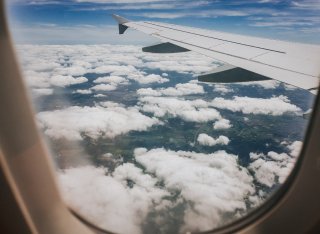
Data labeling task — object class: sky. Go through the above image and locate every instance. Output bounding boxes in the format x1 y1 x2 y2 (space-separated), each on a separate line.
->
6 0 320 45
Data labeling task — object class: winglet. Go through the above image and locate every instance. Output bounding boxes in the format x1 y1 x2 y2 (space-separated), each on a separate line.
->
112 14 130 34
112 14 129 24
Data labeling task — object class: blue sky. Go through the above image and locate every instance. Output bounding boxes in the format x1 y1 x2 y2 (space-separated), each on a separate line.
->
7 0 320 44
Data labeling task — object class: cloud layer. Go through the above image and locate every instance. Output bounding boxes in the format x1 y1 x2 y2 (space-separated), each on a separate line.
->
138 96 222 122
138 82 205 97
197 134 230 146
37 103 161 140
249 141 303 187
211 96 302 116
18 45 219 97
16 44 310 234
59 148 257 233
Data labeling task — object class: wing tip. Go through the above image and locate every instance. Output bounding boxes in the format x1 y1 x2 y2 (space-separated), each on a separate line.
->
111 14 130 34
111 14 130 24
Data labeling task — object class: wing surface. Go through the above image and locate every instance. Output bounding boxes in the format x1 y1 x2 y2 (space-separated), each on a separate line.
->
112 14 320 93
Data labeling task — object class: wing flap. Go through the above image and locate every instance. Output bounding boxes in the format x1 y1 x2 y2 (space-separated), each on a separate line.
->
142 42 190 53
198 64 271 83
184 35 225 48
212 43 269 60
252 53 319 77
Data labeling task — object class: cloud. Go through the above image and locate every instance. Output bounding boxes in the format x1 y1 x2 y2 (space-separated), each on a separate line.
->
291 0 320 10
73 89 92 94
11 24 158 45
138 96 222 122
211 96 302 116
18 45 219 94
258 0 278 3
134 9 249 19
91 65 138 75
91 65 169 84
25 61 60 73
58 146 259 233
137 82 205 97
128 73 169 84
250 21 314 27
197 134 230 146
99 101 125 108
16 43 309 234
75 0 210 11
58 164 169 234
213 84 233 94
234 80 280 89
94 94 107 98
32 88 54 97
55 66 88 76
23 70 51 88
249 141 302 187
59 146 257 233
134 148 256 232
136 12 191 19
50 75 88 87
213 119 232 130
142 52 219 75
137 88 162 97
75 0 160 3
37 104 161 140
91 84 118 91
93 75 129 85
287 141 303 157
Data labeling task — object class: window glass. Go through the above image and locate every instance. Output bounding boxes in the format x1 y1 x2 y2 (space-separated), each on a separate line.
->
7 1 319 233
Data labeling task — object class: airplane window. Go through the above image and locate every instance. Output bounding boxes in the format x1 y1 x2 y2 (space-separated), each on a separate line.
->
6 0 319 233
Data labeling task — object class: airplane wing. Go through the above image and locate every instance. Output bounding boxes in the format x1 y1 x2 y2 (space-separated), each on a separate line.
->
112 14 320 94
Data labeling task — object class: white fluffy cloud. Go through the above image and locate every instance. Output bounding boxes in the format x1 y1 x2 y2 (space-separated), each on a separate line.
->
136 88 162 96
142 52 220 75
32 88 53 97
134 148 256 232
287 141 303 157
90 65 169 84
213 119 232 130
50 75 88 87
211 96 301 116
137 82 205 97
73 89 92 94
91 84 117 91
23 70 51 88
94 75 129 85
18 45 220 94
58 146 259 233
139 96 222 122
94 94 106 98
37 104 161 140
59 164 169 234
55 66 88 77
213 84 233 94
17 44 307 234
234 80 280 89
249 141 302 187
92 65 137 75
91 75 129 91
128 73 169 84
197 133 230 146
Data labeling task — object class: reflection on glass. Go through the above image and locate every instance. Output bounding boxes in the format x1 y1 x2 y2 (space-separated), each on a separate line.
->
7 1 318 233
